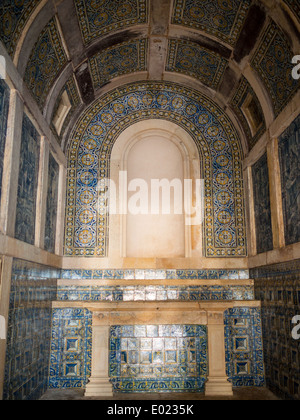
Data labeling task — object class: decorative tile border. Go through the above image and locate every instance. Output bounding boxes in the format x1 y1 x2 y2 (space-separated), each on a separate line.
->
60 268 249 280
65 81 247 258
57 284 255 302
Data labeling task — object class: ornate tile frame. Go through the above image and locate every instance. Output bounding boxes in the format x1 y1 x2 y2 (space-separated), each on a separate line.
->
65 81 247 258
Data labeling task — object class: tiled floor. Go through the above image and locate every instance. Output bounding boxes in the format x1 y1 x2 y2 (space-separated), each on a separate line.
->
40 388 279 401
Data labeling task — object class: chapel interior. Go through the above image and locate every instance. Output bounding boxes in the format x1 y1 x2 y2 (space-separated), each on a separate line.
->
0 0 299 401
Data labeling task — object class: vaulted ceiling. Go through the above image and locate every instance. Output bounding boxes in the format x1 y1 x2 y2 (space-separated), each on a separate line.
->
0 0 299 152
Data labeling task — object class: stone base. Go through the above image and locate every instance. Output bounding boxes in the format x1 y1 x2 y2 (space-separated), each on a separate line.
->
85 377 114 397
205 377 233 397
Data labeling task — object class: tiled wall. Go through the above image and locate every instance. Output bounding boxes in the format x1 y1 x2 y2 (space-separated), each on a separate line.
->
252 260 300 400
252 153 273 254
3 259 59 400
44 153 59 253
15 114 40 245
0 80 10 200
278 114 300 246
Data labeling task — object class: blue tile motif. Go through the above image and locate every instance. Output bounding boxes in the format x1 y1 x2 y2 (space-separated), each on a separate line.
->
15 114 40 245
24 18 68 109
171 0 251 46
0 0 41 57
252 153 273 254
3 259 59 401
251 21 299 117
74 0 148 45
110 325 208 393
279 114 300 246
0 79 10 200
89 39 148 90
44 153 59 253
166 39 228 90
49 308 92 390
224 307 265 388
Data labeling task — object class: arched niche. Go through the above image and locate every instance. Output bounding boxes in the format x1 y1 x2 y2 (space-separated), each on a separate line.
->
109 120 202 259
65 81 247 259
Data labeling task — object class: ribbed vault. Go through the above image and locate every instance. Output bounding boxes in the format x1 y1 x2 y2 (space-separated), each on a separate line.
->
1 0 299 155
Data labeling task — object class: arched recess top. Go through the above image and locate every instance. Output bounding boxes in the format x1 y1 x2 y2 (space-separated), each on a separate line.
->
109 119 201 260
67 80 244 163
65 81 247 258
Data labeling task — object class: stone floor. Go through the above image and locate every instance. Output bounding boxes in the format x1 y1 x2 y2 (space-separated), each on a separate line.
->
40 388 279 401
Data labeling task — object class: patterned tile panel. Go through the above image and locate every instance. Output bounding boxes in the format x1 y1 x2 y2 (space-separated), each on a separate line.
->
0 80 10 200
230 76 266 149
65 81 247 258
278 114 300 246
3 259 59 401
110 325 208 393
15 114 40 245
24 18 68 109
251 260 300 400
74 0 148 45
0 0 41 57
171 0 252 47
224 307 265 387
251 21 299 117
44 153 59 254
49 308 92 390
252 153 273 254
89 39 148 90
166 39 228 90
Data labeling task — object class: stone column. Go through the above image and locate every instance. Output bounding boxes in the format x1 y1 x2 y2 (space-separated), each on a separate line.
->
85 318 113 397
205 310 233 397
